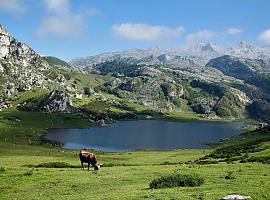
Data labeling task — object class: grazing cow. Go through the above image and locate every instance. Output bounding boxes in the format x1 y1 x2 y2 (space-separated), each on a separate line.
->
79 150 102 171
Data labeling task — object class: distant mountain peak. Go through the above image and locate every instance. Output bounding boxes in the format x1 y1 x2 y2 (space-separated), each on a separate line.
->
0 25 9 36
69 40 270 67
237 41 254 48
230 41 264 59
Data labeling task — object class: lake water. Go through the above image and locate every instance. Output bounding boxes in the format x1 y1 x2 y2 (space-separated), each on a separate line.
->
45 120 250 152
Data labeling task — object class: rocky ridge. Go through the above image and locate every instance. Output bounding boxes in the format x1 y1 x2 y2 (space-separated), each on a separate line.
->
70 42 270 68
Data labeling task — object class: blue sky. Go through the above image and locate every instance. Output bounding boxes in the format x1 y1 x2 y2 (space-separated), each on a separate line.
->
1 0 270 61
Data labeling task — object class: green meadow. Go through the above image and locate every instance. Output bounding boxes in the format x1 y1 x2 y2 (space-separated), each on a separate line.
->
0 106 269 199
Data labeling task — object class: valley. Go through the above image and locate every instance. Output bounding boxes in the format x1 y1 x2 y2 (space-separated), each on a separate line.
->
0 23 270 200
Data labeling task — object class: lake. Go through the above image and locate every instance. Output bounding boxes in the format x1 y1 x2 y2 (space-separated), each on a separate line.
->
45 120 250 152
45 120 251 152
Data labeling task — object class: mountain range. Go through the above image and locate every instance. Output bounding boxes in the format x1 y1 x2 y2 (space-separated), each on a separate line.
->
1 24 270 121
70 42 270 67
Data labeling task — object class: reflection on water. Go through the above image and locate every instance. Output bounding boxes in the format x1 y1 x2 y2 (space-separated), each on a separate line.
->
45 120 250 152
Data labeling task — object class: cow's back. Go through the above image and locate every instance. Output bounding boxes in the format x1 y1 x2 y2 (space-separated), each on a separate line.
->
79 151 97 164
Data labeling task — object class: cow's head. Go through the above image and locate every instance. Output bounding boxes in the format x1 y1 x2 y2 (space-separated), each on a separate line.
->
94 163 103 170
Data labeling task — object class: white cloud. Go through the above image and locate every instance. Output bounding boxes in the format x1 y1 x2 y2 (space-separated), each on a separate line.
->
227 27 243 35
0 0 26 14
36 0 98 38
258 28 270 44
44 0 69 13
185 30 215 43
36 14 84 37
112 23 184 41
86 8 101 16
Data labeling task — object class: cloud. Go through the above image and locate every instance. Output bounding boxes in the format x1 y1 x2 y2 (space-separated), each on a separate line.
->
227 27 243 35
258 28 270 44
36 0 98 38
44 0 69 13
112 23 184 41
185 30 215 43
0 0 26 14
36 14 84 37
86 8 101 16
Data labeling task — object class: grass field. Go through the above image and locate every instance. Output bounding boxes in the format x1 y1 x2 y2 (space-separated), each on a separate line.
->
0 146 269 200
0 107 269 199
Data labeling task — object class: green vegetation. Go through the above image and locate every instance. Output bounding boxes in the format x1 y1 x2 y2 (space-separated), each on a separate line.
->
43 56 71 67
0 145 269 199
246 73 270 92
224 170 236 180
84 87 92 95
0 77 269 199
149 173 204 189
25 162 80 168
197 126 270 165
93 60 141 76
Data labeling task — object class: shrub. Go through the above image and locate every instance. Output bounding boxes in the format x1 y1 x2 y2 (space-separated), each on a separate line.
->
84 87 92 96
24 170 33 176
149 173 204 189
0 166 5 172
25 162 80 168
225 170 235 180
247 156 270 164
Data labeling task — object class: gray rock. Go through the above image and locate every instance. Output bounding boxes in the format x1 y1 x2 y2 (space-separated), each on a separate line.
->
221 194 251 200
0 63 3 72
41 90 73 113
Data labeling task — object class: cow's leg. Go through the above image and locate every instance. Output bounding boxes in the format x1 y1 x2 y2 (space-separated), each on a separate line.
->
88 163 90 171
81 162 84 170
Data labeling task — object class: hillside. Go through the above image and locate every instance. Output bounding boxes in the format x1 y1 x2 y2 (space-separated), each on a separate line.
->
1 24 270 120
0 25 162 122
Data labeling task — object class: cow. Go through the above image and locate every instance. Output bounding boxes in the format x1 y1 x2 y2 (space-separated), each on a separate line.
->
79 150 102 171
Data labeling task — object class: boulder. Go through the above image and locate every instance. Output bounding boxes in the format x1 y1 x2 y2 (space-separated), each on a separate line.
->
221 194 251 200
21 90 74 113
41 90 73 112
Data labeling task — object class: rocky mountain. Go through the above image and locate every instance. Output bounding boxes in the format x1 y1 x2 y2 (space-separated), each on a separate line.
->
229 42 267 59
1 24 270 120
70 42 270 68
82 48 270 119
0 26 49 68
0 25 67 110
207 55 270 80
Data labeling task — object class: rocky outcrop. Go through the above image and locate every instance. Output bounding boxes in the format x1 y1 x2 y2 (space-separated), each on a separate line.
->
0 25 49 69
206 55 270 80
0 25 68 111
20 90 73 113
38 90 73 113
0 25 52 99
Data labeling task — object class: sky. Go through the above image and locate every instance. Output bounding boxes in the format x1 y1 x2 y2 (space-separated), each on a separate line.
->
1 0 270 61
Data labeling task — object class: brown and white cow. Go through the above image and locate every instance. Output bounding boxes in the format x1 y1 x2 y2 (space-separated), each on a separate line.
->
79 150 102 171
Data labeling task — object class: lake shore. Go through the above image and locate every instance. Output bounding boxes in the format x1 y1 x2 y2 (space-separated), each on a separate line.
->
0 110 269 199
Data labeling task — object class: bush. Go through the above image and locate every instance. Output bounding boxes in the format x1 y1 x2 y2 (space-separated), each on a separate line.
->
247 156 270 164
225 170 235 180
149 173 204 189
0 166 5 172
84 87 92 96
25 162 80 168
24 170 33 176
